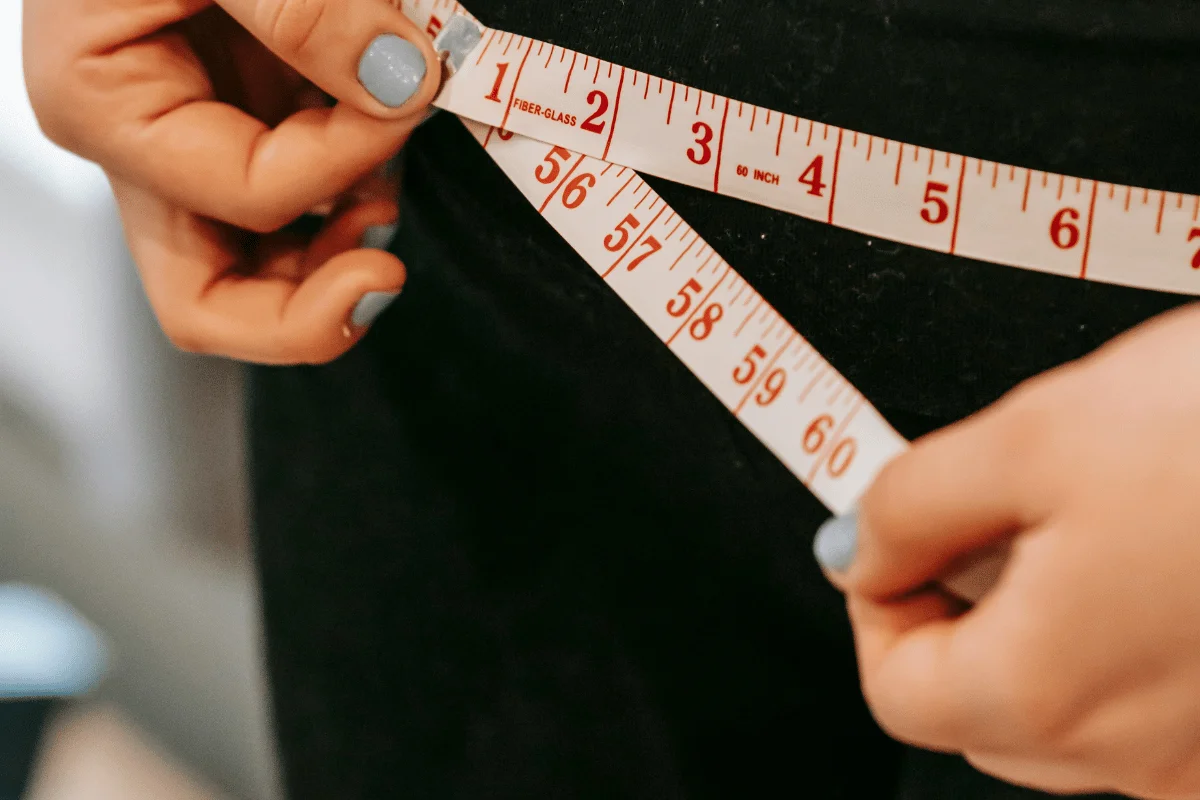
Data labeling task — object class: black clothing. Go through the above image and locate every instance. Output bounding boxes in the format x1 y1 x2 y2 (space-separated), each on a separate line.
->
250 1 1197 797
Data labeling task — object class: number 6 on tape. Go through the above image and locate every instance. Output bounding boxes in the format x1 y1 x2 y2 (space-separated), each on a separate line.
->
423 7 1009 601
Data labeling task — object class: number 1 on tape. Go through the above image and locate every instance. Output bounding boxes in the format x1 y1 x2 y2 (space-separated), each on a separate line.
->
413 2 1041 600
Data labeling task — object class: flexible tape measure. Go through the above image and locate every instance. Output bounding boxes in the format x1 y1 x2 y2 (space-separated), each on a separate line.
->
395 0 1187 600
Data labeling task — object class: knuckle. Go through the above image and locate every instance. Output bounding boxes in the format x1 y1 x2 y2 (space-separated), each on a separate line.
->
157 315 205 355
273 316 343 365
303 341 349 365
24 70 77 150
864 691 939 751
861 454 915 540
991 382 1059 478
232 197 293 235
1141 758 1200 800
27 47 118 157
232 182 305 233
241 211 290 236
862 694 913 745
998 367 1069 442
989 635 1078 745
256 0 328 60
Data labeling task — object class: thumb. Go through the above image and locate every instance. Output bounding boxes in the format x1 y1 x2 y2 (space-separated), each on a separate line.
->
216 0 443 118
815 409 1030 600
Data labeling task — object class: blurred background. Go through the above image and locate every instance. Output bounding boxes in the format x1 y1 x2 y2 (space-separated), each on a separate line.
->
0 3 283 799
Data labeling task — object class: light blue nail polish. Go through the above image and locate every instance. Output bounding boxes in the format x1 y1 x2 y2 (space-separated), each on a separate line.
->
0 584 107 700
360 223 398 250
358 35 427 108
351 291 400 327
814 512 859 572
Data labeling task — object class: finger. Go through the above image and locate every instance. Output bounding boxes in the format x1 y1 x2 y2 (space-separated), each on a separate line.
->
847 591 983 751
37 14 424 232
184 8 309 125
303 195 399 270
113 179 405 364
192 247 406 363
120 89 420 233
214 0 443 117
306 156 396 219
963 752 1110 796
840 404 1054 600
849 558 1073 757
252 191 398 280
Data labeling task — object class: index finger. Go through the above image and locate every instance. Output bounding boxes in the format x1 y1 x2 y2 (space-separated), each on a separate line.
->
112 178 406 364
847 401 1050 601
847 590 1014 755
25 0 439 231
213 0 444 118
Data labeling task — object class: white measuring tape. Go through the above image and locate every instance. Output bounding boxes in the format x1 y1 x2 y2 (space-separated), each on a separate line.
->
395 0 1189 599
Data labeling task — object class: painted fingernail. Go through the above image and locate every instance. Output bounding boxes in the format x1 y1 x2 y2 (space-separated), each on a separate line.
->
358 34 427 109
360 223 398 250
814 512 859 573
351 291 400 328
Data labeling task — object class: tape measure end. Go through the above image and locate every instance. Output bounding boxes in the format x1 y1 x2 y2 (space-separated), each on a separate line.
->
434 14 486 77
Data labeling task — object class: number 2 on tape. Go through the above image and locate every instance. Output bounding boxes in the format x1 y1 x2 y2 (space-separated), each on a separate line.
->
406 1 1112 600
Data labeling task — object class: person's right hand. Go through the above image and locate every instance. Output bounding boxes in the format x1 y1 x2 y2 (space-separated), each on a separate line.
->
23 0 442 363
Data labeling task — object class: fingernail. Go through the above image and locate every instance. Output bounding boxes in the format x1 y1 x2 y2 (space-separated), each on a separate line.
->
814 512 859 573
360 223 398 250
351 291 400 327
359 34 428 109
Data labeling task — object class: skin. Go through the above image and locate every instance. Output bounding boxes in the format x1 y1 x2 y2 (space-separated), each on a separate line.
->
22 0 443 363
833 304 1200 799
27 0 1200 795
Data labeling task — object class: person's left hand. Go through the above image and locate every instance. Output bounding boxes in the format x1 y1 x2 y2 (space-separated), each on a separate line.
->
814 303 1200 800
23 0 442 364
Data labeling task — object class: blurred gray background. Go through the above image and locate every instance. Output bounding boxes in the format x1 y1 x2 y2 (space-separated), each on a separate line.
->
0 3 283 798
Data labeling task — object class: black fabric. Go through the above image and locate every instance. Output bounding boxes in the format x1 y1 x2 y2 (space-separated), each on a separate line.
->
250 1 1193 797
0 700 51 800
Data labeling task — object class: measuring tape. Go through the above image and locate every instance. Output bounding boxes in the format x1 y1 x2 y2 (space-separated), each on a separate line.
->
393 0 1192 600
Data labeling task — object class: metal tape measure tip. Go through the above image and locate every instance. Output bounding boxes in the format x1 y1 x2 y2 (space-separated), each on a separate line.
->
434 14 485 78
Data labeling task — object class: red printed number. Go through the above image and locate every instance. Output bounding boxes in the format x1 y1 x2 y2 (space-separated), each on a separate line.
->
627 237 662 271
803 415 857 478
690 304 724 341
803 415 834 454
827 439 857 477
756 369 787 407
688 122 713 166
732 346 787 405
426 16 443 37
798 156 827 197
667 279 703 317
733 345 766 384
1050 208 1081 250
535 147 572 184
582 90 609 134
921 182 950 225
1190 228 1200 269
485 63 509 103
605 214 641 251
562 174 596 209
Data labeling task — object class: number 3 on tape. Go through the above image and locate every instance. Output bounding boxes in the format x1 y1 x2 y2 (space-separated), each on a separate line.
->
430 5 1200 297
414 2 1143 600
